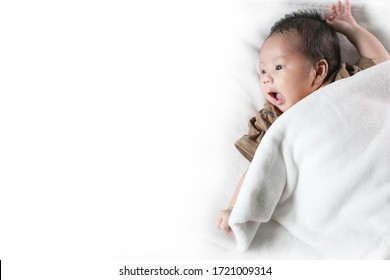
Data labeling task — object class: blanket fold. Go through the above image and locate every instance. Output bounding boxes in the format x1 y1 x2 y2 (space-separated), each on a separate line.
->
229 60 390 259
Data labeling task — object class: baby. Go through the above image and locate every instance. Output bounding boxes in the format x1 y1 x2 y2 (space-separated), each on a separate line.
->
219 0 390 233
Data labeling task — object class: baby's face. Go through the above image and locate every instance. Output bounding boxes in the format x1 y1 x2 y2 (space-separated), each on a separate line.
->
259 32 319 112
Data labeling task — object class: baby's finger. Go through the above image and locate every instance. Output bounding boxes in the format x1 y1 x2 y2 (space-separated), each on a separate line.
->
336 0 343 14
222 223 232 233
328 4 337 16
219 218 231 233
345 0 351 12
326 14 335 21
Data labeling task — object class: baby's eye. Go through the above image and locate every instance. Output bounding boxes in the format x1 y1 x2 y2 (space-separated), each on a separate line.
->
276 65 284 70
260 69 267 75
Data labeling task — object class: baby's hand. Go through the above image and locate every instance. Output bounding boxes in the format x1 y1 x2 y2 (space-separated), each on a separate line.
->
326 0 358 34
218 209 232 233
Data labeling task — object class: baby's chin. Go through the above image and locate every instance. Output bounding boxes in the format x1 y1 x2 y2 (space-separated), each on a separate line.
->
271 100 292 113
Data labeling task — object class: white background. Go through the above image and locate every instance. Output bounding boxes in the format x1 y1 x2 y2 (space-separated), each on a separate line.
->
0 0 244 273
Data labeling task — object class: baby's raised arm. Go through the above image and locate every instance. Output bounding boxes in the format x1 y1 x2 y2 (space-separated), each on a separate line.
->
326 0 390 64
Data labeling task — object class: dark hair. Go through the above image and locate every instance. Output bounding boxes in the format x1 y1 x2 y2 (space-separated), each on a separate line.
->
268 10 341 79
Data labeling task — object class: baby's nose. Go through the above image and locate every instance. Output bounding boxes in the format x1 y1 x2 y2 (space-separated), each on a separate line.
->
262 73 274 84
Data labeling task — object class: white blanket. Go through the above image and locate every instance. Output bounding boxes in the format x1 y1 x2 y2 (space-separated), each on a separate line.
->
229 60 390 259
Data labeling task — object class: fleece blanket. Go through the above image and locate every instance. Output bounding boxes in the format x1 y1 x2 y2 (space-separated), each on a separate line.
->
229 60 390 259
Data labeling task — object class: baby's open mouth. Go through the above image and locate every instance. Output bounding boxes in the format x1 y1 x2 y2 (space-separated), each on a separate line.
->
267 91 284 104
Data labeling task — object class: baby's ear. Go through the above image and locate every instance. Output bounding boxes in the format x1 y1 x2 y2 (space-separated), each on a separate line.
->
313 59 329 86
